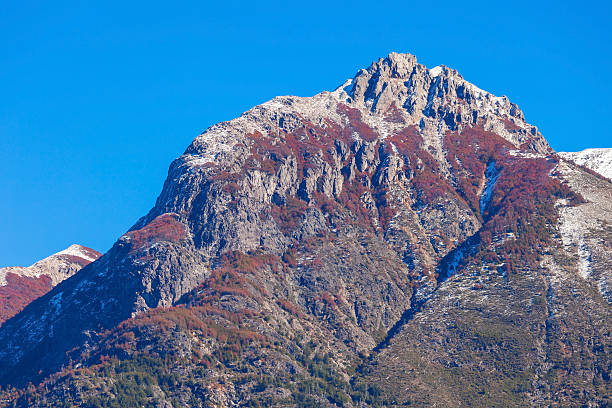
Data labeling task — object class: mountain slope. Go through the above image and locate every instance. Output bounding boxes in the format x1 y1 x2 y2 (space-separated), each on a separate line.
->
0 53 610 407
355 158 612 406
0 245 100 325
559 148 612 179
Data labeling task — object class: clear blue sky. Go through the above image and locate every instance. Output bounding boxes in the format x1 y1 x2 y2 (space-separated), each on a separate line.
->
2 0 611 266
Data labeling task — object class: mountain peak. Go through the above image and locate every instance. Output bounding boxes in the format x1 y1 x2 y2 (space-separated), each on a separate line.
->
0 244 101 325
345 52 528 128
370 52 419 78
0 244 101 286
3 53 609 407
180 52 550 183
54 244 101 263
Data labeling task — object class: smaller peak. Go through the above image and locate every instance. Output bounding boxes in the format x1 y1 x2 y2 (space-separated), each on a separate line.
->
55 244 101 262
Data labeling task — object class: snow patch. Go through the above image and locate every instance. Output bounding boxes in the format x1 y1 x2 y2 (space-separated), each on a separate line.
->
559 148 612 180
429 66 443 77
558 205 593 280
332 78 354 99
0 245 98 286
480 161 500 216
509 150 547 159
56 244 98 262
186 124 240 166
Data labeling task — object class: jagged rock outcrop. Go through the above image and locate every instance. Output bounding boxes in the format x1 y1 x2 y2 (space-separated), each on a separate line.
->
348 53 548 151
0 53 610 407
0 245 100 325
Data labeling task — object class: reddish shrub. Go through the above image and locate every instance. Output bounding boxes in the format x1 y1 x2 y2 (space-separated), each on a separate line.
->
337 103 379 142
276 299 303 317
126 213 186 253
270 196 308 234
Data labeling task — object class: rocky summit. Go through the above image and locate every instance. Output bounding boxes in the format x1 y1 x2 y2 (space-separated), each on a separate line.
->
0 53 610 407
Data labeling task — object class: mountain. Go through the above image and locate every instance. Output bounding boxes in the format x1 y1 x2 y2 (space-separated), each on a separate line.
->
0 245 100 325
559 148 612 180
0 53 610 407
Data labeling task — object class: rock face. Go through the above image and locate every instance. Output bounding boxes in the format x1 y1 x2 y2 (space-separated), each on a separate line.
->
0 245 100 325
559 148 612 179
0 53 610 407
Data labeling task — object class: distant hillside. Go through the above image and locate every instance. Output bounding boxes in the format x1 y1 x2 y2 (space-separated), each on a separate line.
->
559 148 612 179
0 245 100 325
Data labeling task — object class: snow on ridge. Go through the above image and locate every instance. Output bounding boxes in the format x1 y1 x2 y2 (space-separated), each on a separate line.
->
559 148 612 180
186 122 245 167
0 267 26 286
0 245 99 286
429 66 443 77
182 53 536 173
332 78 354 98
425 62 506 106
55 244 98 262
509 150 547 159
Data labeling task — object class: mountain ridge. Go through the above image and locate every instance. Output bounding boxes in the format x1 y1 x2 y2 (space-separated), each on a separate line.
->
0 244 100 326
0 53 609 407
559 148 612 180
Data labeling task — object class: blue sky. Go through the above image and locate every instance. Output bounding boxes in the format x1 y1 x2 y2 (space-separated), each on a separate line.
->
2 0 611 266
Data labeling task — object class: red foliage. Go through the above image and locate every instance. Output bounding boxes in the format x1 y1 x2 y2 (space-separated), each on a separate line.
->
459 155 581 275
270 196 308 234
180 251 281 309
246 116 354 181
336 103 379 142
444 126 514 215
83 251 280 368
318 291 339 311
276 299 303 317
222 182 241 194
337 174 371 226
282 247 298 268
383 102 407 124
0 273 52 325
386 126 457 205
99 303 266 364
372 187 396 231
126 213 186 253
311 191 338 215
385 126 423 154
